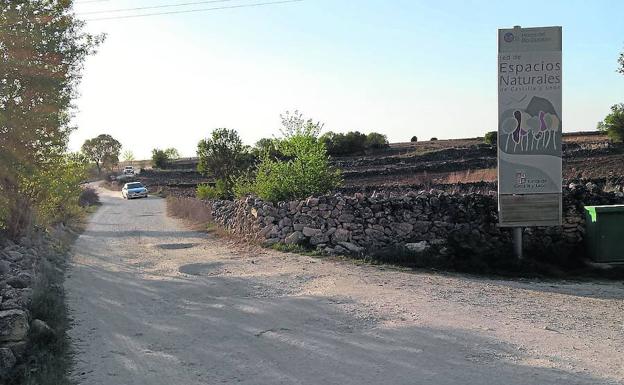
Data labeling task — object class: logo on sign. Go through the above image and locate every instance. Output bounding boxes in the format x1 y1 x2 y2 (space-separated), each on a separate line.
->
504 32 514 43
515 171 526 185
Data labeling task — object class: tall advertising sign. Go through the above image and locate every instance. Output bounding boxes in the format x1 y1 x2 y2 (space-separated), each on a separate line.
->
498 26 562 227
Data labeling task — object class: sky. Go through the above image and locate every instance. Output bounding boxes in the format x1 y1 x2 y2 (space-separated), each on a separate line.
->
69 0 624 159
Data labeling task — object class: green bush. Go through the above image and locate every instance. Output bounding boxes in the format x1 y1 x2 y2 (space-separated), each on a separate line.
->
597 104 624 142
366 132 389 149
232 175 256 199
196 180 228 200
484 131 497 146
319 130 389 156
244 113 342 202
252 135 342 202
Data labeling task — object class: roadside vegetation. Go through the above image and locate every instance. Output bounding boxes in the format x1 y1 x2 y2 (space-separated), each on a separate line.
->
597 104 624 143
195 111 342 202
1 1 102 383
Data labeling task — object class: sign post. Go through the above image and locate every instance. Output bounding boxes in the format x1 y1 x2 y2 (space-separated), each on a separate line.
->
497 26 563 258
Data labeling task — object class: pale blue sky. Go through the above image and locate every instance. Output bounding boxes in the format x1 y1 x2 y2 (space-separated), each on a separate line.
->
70 0 624 158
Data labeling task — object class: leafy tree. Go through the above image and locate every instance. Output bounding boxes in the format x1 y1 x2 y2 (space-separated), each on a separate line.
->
82 134 122 175
411 136 418 142
597 104 624 142
122 150 135 163
279 110 323 138
197 128 252 195
151 148 169 169
484 131 497 146
366 132 389 149
253 138 281 159
0 0 102 237
430 137 438 141
618 49 623 75
164 147 180 160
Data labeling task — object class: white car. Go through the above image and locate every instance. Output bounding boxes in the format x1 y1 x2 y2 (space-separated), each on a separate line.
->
122 182 148 199
123 166 135 176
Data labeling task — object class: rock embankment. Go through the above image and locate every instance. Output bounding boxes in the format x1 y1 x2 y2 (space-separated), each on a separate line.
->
207 183 624 258
0 231 62 379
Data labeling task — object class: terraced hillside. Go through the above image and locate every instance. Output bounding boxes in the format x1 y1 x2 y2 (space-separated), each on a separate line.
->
136 131 623 196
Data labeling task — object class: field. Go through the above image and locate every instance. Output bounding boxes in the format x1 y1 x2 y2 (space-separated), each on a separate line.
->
133 131 624 196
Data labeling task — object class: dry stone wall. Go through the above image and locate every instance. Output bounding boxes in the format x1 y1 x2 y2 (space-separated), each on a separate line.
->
0 230 62 378
208 183 624 257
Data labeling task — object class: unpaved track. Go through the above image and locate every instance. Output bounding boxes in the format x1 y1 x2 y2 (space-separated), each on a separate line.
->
66 187 624 385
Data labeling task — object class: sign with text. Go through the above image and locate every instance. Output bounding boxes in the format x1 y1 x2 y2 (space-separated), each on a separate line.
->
497 26 562 227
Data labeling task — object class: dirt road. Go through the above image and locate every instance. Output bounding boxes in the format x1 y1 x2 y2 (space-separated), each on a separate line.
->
66 187 624 385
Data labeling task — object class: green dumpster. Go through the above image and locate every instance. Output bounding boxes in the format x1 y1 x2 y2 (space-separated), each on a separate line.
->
584 205 624 263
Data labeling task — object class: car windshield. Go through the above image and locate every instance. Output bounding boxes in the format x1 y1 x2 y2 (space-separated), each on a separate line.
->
127 183 143 189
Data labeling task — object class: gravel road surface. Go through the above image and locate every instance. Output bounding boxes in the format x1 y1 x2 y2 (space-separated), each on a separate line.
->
66 186 624 385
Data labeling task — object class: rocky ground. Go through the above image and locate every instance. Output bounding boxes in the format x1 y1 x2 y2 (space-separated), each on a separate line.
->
65 186 624 385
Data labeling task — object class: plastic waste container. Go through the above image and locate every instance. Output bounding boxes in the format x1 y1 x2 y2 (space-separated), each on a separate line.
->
584 205 624 263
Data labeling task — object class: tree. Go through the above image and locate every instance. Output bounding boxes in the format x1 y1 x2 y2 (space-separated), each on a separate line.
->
366 132 389 149
597 104 624 142
410 136 418 142
430 137 438 141
0 0 102 237
253 138 281 159
164 148 180 160
81 135 122 175
484 131 497 146
197 128 251 194
122 150 135 164
279 110 323 138
151 149 169 169
618 49 623 75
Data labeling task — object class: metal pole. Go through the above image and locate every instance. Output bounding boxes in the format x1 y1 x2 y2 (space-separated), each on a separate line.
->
513 227 523 259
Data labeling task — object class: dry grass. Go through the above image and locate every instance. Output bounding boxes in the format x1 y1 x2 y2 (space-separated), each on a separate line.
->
434 168 497 184
390 168 497 186
166 196 213 230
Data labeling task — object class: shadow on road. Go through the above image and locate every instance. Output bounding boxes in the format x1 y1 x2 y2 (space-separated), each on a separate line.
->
67 260 614 385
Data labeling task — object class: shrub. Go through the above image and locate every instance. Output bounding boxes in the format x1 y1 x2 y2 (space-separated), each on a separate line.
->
597 104 624 142
247 113 342 202
232 174 256 198
366 132 389 149
320 130 389 156
430 137 438 141
484 131 497 146
78 187 100 207
196 179 228 200
20 154 90 225
410 136 418 142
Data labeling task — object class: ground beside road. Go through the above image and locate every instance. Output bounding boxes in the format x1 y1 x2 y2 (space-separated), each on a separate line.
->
65 186 624 385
